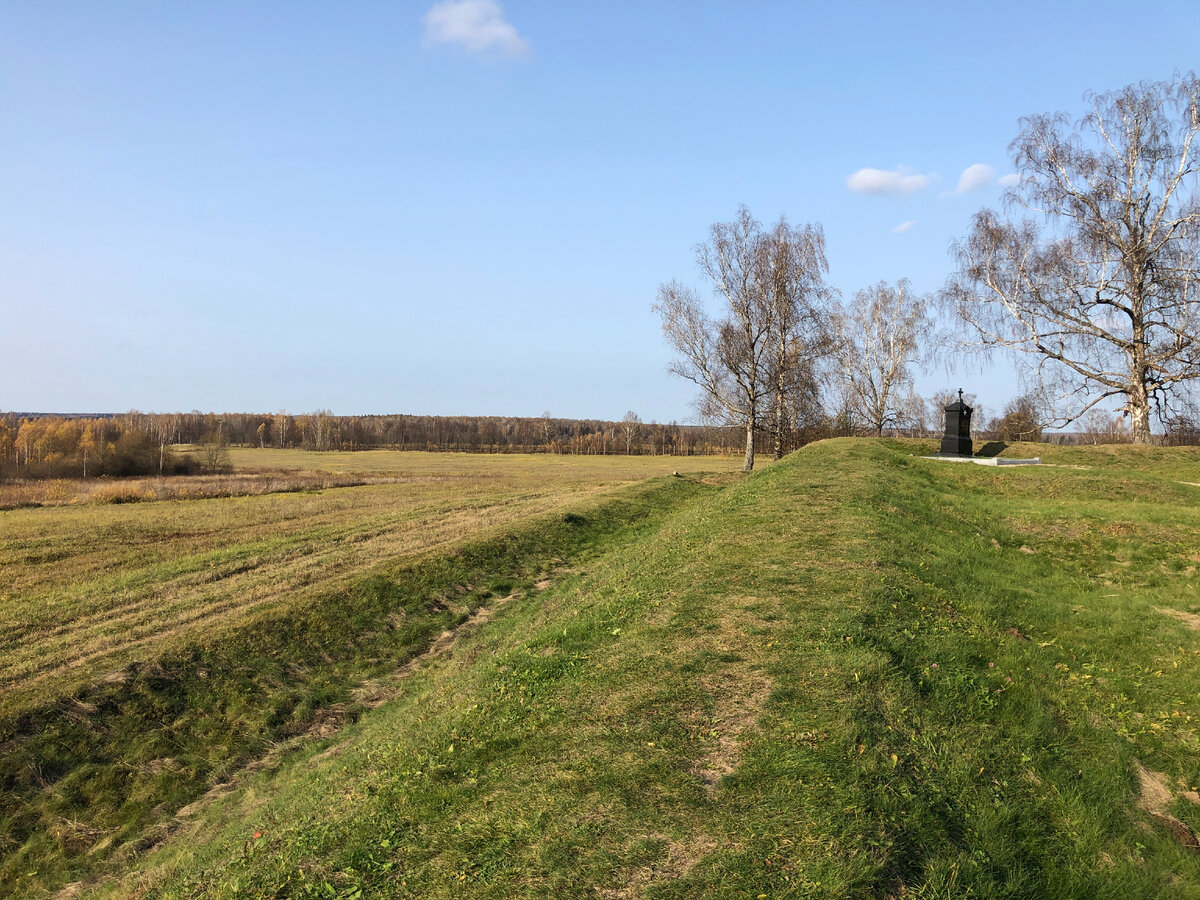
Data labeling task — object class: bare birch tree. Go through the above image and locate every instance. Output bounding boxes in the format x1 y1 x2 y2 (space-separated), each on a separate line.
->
275 411 291 449
944 74 1200 443
833 279 933 436
760 218 834 458
621 410 641 455
653 206 832 471
151 414 177 475
538 411 555 451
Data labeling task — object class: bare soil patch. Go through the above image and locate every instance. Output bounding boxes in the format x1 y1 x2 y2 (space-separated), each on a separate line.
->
1155 606 1200 630
690 673 771 791
1135 761 1200 851
679 596 775 793
599 833 720 899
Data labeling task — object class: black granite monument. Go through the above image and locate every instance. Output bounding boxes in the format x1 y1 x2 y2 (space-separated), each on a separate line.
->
940 389 973 456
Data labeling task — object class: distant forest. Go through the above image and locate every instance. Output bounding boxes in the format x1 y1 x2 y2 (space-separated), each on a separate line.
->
0 410 787 480
3 406 1195 482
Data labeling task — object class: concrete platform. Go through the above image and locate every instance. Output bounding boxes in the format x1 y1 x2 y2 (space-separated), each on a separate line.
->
921 455 1041 466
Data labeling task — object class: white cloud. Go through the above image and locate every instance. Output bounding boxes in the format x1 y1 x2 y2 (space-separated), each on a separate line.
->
955 163 995 194
423 0 530 57
892 220 916 234
846 165 932 196
998 173 1021 188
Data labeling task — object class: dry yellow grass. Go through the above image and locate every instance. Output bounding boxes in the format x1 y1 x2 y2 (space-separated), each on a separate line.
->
0 471 389 509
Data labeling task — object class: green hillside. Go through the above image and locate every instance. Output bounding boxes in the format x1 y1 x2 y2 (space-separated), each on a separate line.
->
16 439 1200 898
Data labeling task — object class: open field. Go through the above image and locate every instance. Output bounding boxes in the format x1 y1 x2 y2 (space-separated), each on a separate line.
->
220 448 738 477
0 450 735 719
6 440 1200 897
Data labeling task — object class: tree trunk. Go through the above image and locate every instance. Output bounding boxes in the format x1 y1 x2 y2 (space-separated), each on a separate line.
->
742 420 755 472
1128 325 1153 444
773 333 787 459
773 390 785 460
1129 384 1153 444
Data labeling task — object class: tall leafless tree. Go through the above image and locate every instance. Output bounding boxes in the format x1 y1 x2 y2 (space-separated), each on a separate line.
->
654 206 833 471
538 411 555 451
151 413 178 475
275 411 291 449
621 410 641 454
944 74 1200 443
833 279 933 436
760 218 834 458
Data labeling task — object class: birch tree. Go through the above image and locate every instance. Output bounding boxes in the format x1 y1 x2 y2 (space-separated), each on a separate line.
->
833 279 933 436
78 425 96 477
944 74 1200 443
152 414 177 475
621 410 641 455
653 206 832 471
760 218 833 458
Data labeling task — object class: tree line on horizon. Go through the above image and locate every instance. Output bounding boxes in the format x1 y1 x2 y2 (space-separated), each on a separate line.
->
3 397 1187 483
0 411 756 481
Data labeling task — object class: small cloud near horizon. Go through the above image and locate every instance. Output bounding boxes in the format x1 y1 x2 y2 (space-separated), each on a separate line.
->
892 220 916 234
423 0 530 58
998 173 1021 188
955 163 996 194
846 165 933 196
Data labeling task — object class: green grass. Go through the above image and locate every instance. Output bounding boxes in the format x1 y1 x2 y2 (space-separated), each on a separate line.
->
8 440 1200 897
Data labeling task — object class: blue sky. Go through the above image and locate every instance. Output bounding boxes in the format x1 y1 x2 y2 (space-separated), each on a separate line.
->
4 1 1199 422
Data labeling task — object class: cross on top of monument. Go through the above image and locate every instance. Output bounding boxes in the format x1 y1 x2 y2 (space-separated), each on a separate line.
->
958 388 964 402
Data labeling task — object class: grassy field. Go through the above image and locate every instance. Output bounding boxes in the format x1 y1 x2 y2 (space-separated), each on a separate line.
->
0 450 732 718
0 451 736 895
7 440 1200 897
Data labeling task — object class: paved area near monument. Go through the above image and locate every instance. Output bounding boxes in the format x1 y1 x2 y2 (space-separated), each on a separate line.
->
921 455 1042 466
